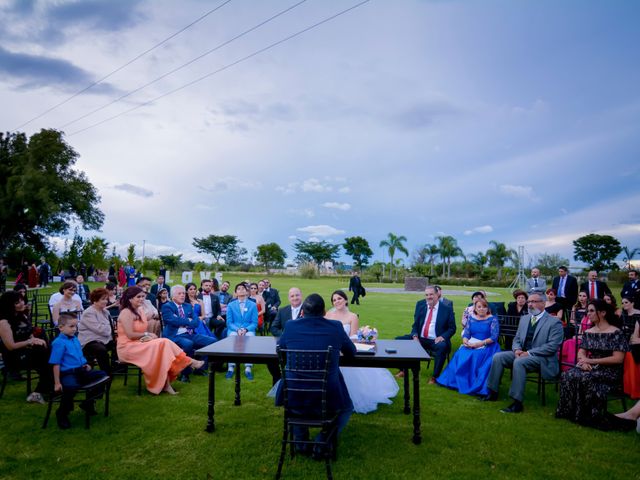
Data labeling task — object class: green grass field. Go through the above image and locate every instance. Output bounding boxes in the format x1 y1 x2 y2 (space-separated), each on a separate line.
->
1 275 638 480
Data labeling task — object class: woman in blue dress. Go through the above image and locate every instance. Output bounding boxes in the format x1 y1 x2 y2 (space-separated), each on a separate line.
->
437 298 500 395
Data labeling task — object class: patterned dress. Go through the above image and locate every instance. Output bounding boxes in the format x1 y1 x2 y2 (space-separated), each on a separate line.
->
556 330 628 429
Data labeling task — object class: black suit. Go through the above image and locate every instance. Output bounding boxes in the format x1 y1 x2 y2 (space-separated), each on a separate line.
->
348 275 363 305
270 305 302 337
198 292 224 338
621 279 640 306
77 283 91 307
552 274 579 308
410 300 456 377
150 283 171 296
580 280 611 300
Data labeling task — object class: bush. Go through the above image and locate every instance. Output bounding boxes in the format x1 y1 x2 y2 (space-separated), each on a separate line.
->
298 262 318 279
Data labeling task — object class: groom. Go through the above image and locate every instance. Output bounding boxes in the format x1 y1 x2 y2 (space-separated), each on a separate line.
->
276 293 356 458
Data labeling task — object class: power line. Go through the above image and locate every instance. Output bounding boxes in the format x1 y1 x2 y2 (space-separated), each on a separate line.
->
59 0 309 130
12 0 234 131
68 0 370 137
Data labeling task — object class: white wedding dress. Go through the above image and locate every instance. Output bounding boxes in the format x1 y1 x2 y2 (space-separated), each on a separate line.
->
340 324 399 414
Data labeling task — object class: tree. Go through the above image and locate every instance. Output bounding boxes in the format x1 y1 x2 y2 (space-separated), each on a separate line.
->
192 235 241 265
535 252 570 277
255 243 287 273
621 246 639 270
294 240 340 267
412 244 439 276
573 234 622 272
470 251 488 275
342 236 374 269
486 240 515 281
81 236 109 270
436 235 463 278
63 231 84 269
0 129 104 252
126 244 136 266
379 233 409 280
158 254 182 270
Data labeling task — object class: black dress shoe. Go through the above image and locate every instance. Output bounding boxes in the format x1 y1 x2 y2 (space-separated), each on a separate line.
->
56 410 71 429
500 401 524 414
178 374 190 383
481 391 498 402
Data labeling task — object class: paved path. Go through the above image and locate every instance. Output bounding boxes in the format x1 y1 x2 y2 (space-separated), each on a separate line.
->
366 287 496 297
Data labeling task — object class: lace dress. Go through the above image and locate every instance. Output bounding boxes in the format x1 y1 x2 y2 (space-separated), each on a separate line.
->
556 330 628 429
339 323 399 414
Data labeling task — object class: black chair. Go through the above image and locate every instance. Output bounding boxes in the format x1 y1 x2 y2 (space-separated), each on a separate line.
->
276 346 340 480
109 319 143 395
497 315 521 350
42 375 111 429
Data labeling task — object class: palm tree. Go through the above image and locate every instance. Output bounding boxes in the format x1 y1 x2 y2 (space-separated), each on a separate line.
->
621 246 639 270
436 235 463 278
486 240 516 281
379 233 409 281
425 244 439 276
470 251 488 275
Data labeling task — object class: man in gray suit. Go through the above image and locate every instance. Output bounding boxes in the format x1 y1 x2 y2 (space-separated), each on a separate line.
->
525 268 546 295
483 292 563 413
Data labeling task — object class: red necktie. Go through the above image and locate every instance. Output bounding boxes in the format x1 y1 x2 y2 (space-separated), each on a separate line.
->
178 305 185 318
590 282 595 299
422 306 434 338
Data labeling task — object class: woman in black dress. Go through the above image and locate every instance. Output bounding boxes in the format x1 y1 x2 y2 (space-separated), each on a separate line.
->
556 299 628 429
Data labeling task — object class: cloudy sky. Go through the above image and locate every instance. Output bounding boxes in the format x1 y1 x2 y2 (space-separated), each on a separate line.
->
1 0 639 267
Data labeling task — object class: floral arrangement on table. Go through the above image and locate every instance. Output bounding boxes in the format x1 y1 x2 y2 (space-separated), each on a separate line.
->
357 325 378 344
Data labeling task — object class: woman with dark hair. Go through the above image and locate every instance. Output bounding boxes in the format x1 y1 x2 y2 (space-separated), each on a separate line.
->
603 292 622 318
51 281 83 326
506 290 528 317
461 291 486 334
0 291 51 403
437 298 500 396
78 288 114 374
104 282 120 317
556 299 628 430
325 289 399 413
185 282 215 339
116 286 203 395
249 282 266 332
156 288 170 311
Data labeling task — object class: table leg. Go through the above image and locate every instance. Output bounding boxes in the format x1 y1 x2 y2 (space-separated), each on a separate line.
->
234 363 241 406
411 365 421 445
403 368 410 414
206 362 216 432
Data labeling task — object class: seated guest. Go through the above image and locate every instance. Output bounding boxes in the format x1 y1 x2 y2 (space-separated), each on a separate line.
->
48 281 82 310
622 296 640 399
560 301 593 372
197 279 224 338
603 293 622 317
136 277 161 336
13 283 28 301
410 286 456 384
75 275 91 309
186 282 216 339
437 298 500 396
156 288 170 311
275 293 357 458
161 285 216 381
556 299 628 429
78 288 114 374
104 282 120 317
225 283 258 380
217 280 232 320
545 288 560 313
51 281 83 326
484 293 563 413
249 283 267 332
0 291 51 402
270 288 303 337
461 291 485 334
117 287 204 394
150 275 170 297
506 290 528 317
568 291 589 338
49 313 108 429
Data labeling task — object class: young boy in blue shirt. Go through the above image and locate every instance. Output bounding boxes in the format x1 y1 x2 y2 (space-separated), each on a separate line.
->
49 313 107 429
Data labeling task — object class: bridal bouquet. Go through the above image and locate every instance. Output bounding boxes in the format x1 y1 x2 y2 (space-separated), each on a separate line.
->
357 325 378 344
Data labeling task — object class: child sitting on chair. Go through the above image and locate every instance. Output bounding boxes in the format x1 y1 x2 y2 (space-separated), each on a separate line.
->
49 313 107 429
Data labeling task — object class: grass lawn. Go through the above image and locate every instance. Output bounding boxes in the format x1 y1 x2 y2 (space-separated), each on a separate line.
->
1 275 638 479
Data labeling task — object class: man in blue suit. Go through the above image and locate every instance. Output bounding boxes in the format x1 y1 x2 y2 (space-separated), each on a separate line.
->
276 293 357 458
161 285 216 381
225 283 259 380
411 285 456 384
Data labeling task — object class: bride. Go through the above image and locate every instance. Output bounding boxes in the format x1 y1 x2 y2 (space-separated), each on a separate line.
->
325 290 399 414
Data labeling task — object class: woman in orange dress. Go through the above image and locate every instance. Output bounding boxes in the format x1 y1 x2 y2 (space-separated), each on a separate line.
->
249 283 266 333
116 286 203 394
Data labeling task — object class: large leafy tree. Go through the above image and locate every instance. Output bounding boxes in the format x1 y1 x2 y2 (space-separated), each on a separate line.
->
158 254 182 270
342 236 374 269
294 240 340 267
436 235 463 278
535 252 570 276
81 236 109 270
379 233 408 280
573 234 622 272
486 240 515 280
0 129 104 252
192 234 241 265
255 242 287 273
